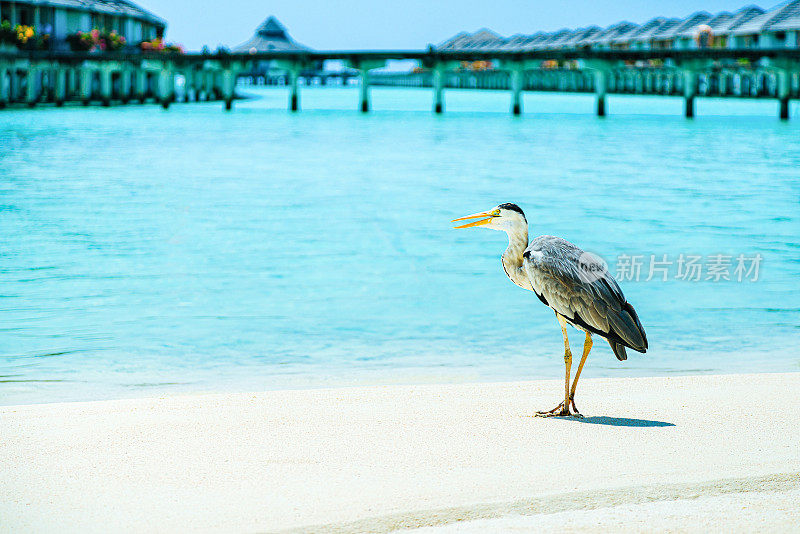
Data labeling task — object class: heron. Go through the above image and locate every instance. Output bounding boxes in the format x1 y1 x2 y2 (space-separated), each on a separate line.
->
453 203 647 417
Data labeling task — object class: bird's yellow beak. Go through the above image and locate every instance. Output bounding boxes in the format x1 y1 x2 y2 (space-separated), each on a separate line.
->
452 211 495 229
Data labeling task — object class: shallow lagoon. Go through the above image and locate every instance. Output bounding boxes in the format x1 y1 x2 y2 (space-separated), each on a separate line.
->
1 86 798 404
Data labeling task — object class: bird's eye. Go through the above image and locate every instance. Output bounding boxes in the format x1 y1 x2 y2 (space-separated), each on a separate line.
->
492 209 501 216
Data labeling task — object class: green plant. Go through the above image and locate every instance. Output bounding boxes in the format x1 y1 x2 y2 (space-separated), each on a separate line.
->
0 20 16 44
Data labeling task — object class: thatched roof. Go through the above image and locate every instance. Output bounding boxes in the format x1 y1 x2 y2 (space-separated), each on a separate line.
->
234 16 310 52
733 0 800 33
40 0 165 26
435 0 800 51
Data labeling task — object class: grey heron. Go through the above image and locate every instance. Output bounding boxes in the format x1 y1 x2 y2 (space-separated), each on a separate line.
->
453 203 648 417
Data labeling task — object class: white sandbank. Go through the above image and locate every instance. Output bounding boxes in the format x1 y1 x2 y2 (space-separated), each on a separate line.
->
1 373 799 533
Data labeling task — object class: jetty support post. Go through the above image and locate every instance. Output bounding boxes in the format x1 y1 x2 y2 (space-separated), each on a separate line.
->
718 70 728 96
134 67 147 103
683 71 696 118
433 63 445 114
9 66 19 104
221 65 239 111
429 61 458 114
583 60 612 117
290 69 299 111
777 67 791 120
207 69 217 101
763 58 797 120
346 59 385 112
359 69 370 112
290 70 299 111
99 64 112 106
79 65 92 106
157 64 174 109
0 62 8 109
595 70 608 117
274 60 305 112
119 67 131 104
499 60 536 115
191 68 202 102
678 60 708 119
54 65 66 107
182 69 193 102
199 69 210 101
67 67 77 99
25 63 37 108
510 65 523 115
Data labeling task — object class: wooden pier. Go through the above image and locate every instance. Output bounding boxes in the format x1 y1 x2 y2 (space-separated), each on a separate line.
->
0 48 798 118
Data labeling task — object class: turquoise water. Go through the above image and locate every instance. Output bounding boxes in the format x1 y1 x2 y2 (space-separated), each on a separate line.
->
1 86 798 405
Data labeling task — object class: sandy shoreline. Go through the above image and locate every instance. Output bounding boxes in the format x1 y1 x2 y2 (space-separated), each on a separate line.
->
2 373 799 533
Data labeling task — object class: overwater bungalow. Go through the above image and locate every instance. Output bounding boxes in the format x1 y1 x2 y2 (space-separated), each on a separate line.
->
0 0 165 50
233 17 323 83
563 26 602 50
646 19 684 50
233 16 310 53
437 0 800 51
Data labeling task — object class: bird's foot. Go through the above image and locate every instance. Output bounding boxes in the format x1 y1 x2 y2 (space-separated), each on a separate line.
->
535 401 583 418
569 398 582 417
536 401 565 415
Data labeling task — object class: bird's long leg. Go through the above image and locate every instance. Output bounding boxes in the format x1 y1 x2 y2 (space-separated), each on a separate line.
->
568 332 592 416
537 314 574 417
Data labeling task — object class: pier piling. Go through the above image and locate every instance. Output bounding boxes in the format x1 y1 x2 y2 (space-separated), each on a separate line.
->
80 68 92 106
222 69 235 111
158 70 173 109
679 61 709 119
777 69 791 120
509 66 523 115
582 60 612 117
779 97 790 120
183 70 193 103
120 69 131 104
289 70 299 111
594 70 608 117
203 71 213 101
684 71 696 119
54 67 66 106
359 70 370 112
135 69 147 103
0 63 8 109
26 66 37 108
10 70 19 103
433 65 445 114
100 67 112 106
273 61 303 112
346 60 384 113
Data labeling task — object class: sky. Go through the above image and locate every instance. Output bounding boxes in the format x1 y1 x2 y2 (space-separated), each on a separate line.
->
136 0 775 51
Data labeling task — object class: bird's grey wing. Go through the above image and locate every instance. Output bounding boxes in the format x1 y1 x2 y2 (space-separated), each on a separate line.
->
523 236 647 353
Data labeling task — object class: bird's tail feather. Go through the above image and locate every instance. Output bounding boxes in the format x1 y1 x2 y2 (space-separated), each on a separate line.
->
609 340 627 361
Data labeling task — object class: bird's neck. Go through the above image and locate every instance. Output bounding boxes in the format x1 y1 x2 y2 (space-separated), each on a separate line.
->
502 224 530 290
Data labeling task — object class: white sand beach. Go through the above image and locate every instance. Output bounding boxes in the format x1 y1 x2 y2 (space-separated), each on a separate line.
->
1 373 799 533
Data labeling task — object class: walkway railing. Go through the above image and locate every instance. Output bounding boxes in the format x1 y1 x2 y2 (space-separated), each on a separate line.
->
0 48 798 118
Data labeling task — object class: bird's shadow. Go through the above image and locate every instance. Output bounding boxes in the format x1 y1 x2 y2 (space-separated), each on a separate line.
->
565 415 675 427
